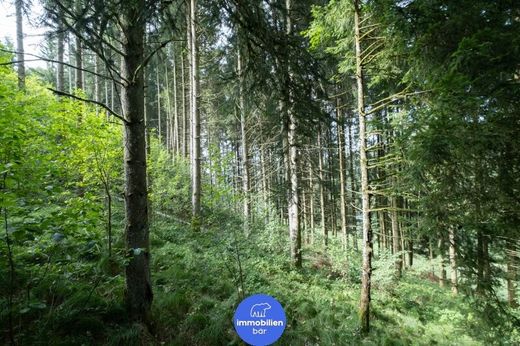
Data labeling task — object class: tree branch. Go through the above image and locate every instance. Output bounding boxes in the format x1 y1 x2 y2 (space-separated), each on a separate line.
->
366 89 431 115
0 48 124 86
133 38 173 82
48 88 128 124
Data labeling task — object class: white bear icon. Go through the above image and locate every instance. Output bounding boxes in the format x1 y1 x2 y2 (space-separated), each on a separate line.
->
250 303 272 318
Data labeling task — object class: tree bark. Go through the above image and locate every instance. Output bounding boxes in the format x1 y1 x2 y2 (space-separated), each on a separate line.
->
318 129 327 247
260 142 269 217
354 0 372 334
337 101 348 249
190 0 201 227
476 231 491 294
181 51 188 157
165 57 172 152
68 34 73 93
378 210 386 253
309 160 315 243
449 227 458 294
391 185 402 278
327 130 337 238
15 0 25 90
74 0 83 90
347 108 359 252
438 237 447 288
121 0 152 323
507 244 518 307
238 45 251 231
172 45 179 155
94 53 100 115
286 0 301 268
156 66 162 141
56 10 65 92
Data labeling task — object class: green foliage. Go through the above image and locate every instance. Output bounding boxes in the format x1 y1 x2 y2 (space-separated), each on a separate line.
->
0 44 127 344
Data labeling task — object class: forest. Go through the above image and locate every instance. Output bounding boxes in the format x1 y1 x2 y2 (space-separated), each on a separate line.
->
1 0 519 344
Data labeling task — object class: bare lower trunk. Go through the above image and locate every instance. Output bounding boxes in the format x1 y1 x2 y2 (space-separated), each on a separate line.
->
57 14 65 92
302 177 308 234
408 237 413 267
121 0 152 323
156 68 162 141
337 100 348 249
181 52 188 157
308 160 315 234
286 0 301 267
327 136 336 237
260 143 269 217
449 227 458 294
75 38 83 89
354 0 372 334
507 244 518 307
476 231 491 294
238 46 250 230
173 45 179 155
165 57 172 152
347 110 359 252
378 210 385 251
94 54 100 115
318 129 327 247
429 238 434 275
288 113 301 266
190 0 201 227
438 237 446 288
68 35 73 94
391 192 402 278
16 0 25 90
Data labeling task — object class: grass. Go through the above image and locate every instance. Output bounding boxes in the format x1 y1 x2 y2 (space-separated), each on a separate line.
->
147 217 520 345
2 214 519 345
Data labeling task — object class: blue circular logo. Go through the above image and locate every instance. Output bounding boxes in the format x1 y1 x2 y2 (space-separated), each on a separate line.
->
233 294 286 345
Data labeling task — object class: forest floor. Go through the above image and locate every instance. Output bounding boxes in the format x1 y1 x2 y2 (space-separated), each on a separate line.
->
4 213 519 345
146 217 519 345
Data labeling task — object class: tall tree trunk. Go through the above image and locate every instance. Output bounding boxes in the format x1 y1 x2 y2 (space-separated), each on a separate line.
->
429 238 434 276
507 244 518 307
439 237 447 288
121 0 152 323
68 34 73 93
260 142 268 217
318 129 327 247
105 69 109 119
347 109 359 252
144 64 150 157
476 231 491 294
309 159 315 243
156 67 162 141
354 0 372 333
337 102 348 249
190 0 201 227
181 52 188 157
327 130 337 238
165 55 173 152
56 11 65 92
449 227 458 294
391 191 402 278
186 5 192 160
74 0 83 90
285 0 301 267
238 45 251 230
15 0 25 90
282 116 289 223
94 53 100 115
302 177 308 242
408 234 413 267
378 209 386 252
172 45 179 155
